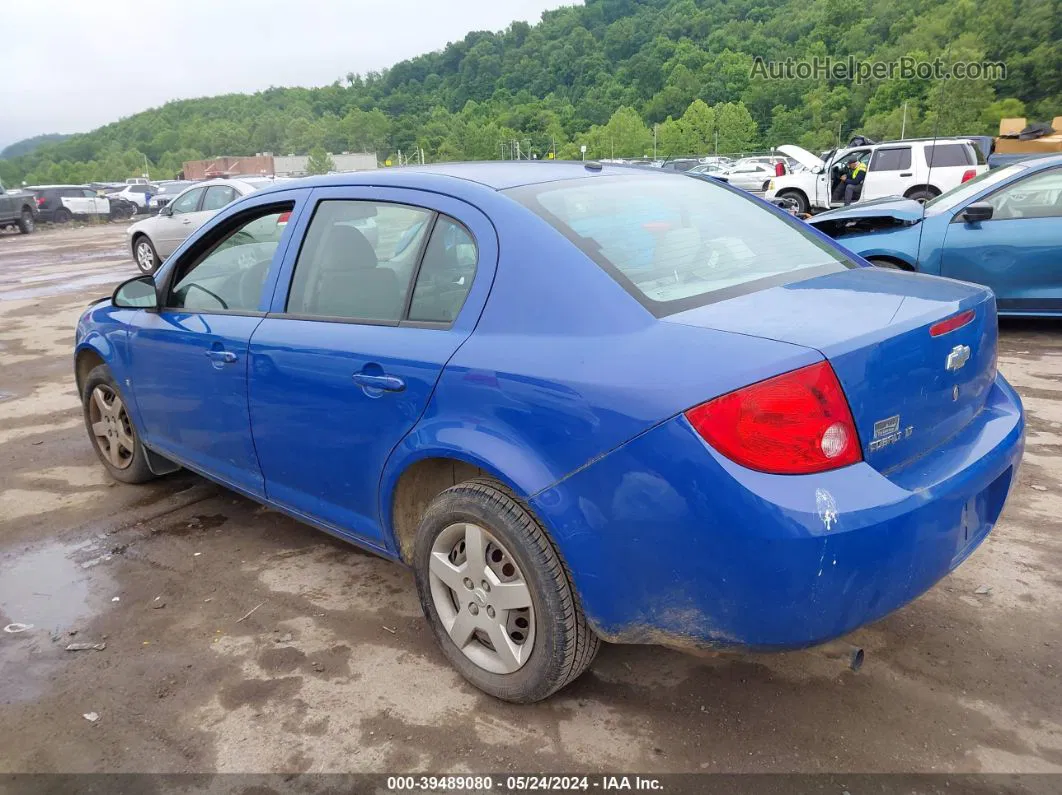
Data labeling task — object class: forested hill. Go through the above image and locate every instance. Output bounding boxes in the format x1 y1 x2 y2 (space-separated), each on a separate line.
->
2 0 1058 185
0 134 71 160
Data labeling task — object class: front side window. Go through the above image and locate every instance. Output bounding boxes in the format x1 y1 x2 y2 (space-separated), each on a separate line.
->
983 168 1062 220
168 205 292 313
508 174 855 316
869 147 912 171
203 185 237 211
170 188 204 215
287 200 433 321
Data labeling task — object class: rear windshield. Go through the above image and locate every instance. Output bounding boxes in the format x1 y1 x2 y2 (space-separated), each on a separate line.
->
507 174 855 316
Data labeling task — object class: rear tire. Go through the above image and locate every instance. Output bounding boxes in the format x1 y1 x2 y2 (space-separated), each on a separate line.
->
134 235 160 274
17 209 35 234
81 365 157 484
54 208 72 224
904 187 939 203
413 478 599 703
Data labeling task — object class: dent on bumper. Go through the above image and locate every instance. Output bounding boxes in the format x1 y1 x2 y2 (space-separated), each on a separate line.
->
531 376 1024 651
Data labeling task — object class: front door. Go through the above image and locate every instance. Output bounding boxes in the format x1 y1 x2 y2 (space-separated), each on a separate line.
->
941 167 1062 314
154 186 207 257
248 189 491 545
126 200 299 495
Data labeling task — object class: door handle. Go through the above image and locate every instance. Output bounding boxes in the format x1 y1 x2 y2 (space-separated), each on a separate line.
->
205 350 237 363
352 373 405 392
182 218 192 224
899 172 913 177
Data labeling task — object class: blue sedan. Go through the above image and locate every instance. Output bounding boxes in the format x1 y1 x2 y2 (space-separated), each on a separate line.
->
810 153 1062 315
75 162 1024 702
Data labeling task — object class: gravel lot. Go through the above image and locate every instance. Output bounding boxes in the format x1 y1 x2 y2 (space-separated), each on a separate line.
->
1 223 1060 776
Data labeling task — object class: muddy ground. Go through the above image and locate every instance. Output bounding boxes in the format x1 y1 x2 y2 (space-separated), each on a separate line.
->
0 222 1060 776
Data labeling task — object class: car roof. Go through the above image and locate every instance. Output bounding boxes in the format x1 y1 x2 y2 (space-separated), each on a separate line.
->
258 161 648 195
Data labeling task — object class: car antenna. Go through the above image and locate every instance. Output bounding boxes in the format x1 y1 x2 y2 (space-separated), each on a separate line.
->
917 47 951 254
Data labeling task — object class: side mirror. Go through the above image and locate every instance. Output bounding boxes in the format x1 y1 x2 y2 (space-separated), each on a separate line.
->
812 165 824 174
159 205 173 217
961 202 993 223
113 275 158 309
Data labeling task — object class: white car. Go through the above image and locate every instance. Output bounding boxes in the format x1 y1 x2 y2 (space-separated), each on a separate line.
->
127 178 276 274
720 161 776 194
764 139 988 214
110 183 160 213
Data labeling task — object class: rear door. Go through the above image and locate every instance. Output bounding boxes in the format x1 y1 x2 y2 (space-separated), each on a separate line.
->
248 186 496 545
61 188 94 216
864 146 912 200
941 166 1062 313
125 193 305 494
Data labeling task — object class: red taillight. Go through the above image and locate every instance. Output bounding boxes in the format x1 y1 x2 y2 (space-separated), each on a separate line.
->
929 309 975 337
961 169 976 183
276 211 291 224
685 361 862 475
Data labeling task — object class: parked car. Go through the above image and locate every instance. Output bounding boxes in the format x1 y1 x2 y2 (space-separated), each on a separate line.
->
0 179 38 233
76 163 1024 702
809 154 1062 315
148 181 193 210
766 138 988 214
720 161 775 193
27 185 111 224
109 183 160 214
127 178 278 273
685 162 727 176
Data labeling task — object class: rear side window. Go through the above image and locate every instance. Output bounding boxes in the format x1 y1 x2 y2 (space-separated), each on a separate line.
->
507 174 855 316
925 144 975 168
869 147 912 171
407 217 478 323
203 185 237 211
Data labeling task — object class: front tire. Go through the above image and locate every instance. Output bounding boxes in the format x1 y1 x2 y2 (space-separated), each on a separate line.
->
868 257 911 271
904 187 938 203
54 207 72 224
777 189 809 215
414 478 599 703
81 365 156 484
17 210 35 234
134 235 160 274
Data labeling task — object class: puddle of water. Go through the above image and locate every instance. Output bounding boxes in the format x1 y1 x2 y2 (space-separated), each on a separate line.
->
0 271 126 301
0 540 101 633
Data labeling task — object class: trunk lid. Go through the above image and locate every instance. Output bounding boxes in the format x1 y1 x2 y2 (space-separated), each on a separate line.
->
665 268 998 474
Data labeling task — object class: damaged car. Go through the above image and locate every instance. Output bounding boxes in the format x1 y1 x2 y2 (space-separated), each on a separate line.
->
76 162 1024 702
809 154 1062 315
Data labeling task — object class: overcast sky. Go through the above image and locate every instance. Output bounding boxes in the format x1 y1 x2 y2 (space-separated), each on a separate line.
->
1 0 575 150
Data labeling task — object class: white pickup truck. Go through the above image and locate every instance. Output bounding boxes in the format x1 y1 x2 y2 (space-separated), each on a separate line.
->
764 139 987 214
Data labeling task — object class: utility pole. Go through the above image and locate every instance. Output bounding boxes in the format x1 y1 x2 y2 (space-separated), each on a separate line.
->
653 124 658 159
901 101 908 139
611 137 614 160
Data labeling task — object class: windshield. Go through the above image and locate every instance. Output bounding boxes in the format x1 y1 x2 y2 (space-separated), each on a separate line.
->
924 164 1029 214
507 173 855 316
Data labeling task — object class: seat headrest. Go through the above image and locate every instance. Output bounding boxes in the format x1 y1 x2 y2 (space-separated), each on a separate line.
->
323 225 377 270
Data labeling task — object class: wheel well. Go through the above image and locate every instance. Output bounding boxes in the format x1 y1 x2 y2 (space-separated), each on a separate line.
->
131 232 148 254
903 184 940 199
75 348 105 394
390 457 489 563
868 255 914 271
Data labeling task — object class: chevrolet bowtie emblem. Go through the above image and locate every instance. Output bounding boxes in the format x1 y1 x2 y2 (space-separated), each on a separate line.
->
946 344 971 372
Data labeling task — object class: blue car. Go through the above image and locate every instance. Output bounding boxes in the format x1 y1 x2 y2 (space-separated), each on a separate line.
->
810 153 1062 315
75 162 1024 702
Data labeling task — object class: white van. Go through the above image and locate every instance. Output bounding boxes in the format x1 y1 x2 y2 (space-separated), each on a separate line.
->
764 139 987 213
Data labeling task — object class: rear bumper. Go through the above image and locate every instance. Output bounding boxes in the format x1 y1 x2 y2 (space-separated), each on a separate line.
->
530 375 1024 650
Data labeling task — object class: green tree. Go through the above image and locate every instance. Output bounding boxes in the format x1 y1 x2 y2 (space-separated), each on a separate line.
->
306 146 335 175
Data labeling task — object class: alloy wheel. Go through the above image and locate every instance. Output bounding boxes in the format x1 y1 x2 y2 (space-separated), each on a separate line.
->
136 241 155 272
428 522 535 674
88 385 135 469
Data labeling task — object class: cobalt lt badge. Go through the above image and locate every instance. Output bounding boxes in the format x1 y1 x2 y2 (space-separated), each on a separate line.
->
946 344 971 372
